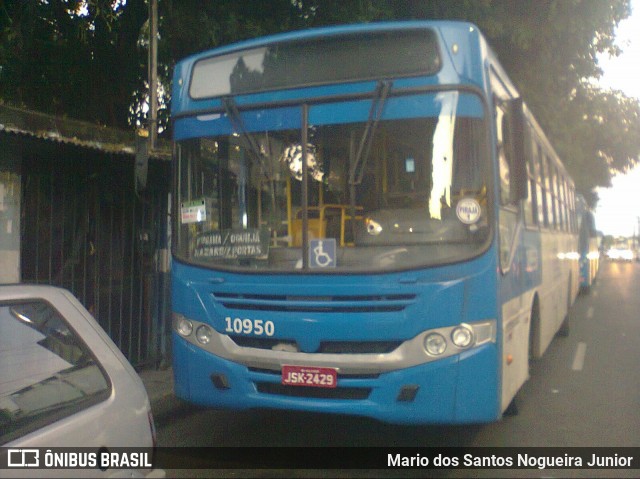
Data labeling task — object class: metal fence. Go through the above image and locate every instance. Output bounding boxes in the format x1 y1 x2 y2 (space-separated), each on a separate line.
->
20 145 171 368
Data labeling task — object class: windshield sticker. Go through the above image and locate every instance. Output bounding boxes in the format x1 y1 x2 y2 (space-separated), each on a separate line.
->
194 229 270 260
456 198 481 225
181 199 209 224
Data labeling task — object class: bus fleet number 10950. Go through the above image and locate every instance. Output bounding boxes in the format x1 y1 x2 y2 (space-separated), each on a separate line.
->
224 317 275 337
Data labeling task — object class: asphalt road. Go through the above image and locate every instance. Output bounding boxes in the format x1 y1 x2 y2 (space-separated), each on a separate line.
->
156 260 640 477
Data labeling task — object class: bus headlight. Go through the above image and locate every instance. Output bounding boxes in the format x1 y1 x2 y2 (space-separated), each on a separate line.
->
451 324 474 348
419 320 496 360
176 317 193 337
196 324 213 344
424 333 447 356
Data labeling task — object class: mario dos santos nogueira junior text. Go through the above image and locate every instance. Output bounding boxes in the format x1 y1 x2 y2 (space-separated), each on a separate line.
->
387 452 635 470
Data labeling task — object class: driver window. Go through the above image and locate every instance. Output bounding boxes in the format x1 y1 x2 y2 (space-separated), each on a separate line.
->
496 105 513 206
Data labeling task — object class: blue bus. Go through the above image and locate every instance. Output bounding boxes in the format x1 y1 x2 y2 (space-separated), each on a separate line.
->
170 21 579 424
576 196 599 292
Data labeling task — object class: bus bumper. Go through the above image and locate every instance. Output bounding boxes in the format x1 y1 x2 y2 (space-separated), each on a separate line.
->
173 334 500 424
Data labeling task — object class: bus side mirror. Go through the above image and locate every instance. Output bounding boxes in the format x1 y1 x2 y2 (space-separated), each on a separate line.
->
507 97 528 202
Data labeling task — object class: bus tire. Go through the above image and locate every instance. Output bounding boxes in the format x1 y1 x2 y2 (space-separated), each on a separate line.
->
528 296 540 361
506 299 541 418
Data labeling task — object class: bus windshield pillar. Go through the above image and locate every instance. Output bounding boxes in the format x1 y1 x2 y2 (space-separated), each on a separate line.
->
301 104 309 269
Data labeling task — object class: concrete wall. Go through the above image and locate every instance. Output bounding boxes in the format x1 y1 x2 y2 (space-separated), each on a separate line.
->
0 138 21 283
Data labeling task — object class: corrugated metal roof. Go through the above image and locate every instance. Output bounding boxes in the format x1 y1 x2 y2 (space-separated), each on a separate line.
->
0 103 170 160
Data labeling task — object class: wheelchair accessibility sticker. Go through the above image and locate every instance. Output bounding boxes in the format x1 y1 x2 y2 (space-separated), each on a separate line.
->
309 239 336 268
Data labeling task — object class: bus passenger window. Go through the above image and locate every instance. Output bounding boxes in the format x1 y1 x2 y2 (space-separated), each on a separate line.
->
496 106 512 206
523 158 537 227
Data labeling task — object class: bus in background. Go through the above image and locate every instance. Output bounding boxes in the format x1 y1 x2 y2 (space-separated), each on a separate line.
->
576 195 600 292
170 21 579 424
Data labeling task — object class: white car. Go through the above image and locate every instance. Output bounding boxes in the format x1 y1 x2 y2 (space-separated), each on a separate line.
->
0 285 164 478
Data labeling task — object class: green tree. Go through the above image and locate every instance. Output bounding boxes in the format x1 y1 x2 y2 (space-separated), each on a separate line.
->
0 0 147 128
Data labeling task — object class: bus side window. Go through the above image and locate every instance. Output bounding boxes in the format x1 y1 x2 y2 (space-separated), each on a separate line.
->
523 155 537 227
496 106 512 206
533 143 545 227
548 161 558 229
541 155 553 228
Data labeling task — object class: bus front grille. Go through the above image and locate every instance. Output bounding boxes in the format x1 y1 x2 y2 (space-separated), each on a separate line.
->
255 382 371 400
231 336 402 354
319 340 401 354
213 292 416 313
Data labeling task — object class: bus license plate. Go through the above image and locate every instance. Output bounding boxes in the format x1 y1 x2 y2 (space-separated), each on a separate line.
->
281 365 337 388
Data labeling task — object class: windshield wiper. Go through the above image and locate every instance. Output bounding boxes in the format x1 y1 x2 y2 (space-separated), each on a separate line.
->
223 97 279 230
348 80 392 186
348 81 392 239
222 96 271 180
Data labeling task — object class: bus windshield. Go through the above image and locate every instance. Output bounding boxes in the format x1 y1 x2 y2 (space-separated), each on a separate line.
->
174 90 490 272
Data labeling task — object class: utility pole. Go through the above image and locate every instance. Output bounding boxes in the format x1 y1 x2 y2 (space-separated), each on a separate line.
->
148 0 158 151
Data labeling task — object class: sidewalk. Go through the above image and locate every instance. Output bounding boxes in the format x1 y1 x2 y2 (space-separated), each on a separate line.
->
139 367 182 419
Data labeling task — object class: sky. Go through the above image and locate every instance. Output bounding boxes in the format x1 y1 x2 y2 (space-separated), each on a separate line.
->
594 0 640 237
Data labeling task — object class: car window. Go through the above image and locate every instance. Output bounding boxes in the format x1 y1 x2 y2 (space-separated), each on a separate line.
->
0 300 110 444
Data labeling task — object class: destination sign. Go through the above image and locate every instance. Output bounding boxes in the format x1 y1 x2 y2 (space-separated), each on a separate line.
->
193 229 269 260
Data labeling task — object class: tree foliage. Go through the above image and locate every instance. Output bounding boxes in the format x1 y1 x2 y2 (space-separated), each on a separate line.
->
0 0 147 127
1 0 638 204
